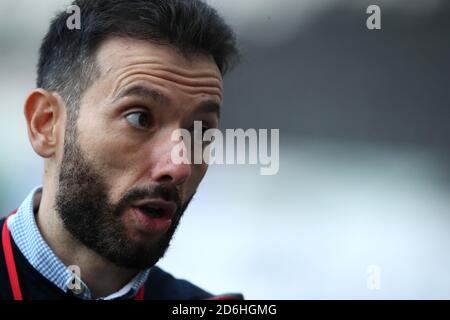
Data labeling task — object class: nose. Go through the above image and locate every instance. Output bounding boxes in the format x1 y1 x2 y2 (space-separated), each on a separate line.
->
150 135 192 186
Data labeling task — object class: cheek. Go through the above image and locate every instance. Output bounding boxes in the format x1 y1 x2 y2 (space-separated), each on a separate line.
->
76 115 144 197
89 141 145 198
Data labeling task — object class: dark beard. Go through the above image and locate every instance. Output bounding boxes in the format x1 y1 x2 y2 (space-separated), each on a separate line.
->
55 128 193 270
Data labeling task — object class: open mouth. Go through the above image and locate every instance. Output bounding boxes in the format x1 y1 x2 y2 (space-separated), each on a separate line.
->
132 199 178 221
137 204 167 218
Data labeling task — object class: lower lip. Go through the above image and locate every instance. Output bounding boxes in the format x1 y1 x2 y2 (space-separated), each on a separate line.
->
132 208 173 233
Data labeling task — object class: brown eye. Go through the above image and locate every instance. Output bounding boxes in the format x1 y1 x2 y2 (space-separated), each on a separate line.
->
125 112 152 129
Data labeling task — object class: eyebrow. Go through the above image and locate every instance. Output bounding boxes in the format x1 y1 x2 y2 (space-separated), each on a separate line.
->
113 84 221 118
113 85 169 105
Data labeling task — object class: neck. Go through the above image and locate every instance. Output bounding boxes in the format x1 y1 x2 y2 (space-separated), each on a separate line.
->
34 186 139 298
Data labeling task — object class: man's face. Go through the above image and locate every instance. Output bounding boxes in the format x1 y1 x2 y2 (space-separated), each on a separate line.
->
55 37 223 269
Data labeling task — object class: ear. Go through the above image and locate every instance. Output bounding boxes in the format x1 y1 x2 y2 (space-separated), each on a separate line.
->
24 89 66 158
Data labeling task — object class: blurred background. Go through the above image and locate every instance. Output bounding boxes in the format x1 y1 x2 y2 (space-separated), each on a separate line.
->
1 0 449 299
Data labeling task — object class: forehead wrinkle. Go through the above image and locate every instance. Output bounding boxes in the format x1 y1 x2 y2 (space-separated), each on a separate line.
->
114 63 222 87
119 77 222 101
174 85 222 100
109 75 222 103
114 54 222 76
110 65 223 101
103 53 221 73
112 84 171 106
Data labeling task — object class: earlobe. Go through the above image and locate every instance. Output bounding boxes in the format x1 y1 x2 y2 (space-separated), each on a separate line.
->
24 89 65 158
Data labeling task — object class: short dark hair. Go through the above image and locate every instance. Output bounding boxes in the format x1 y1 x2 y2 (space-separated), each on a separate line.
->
37 0 239 114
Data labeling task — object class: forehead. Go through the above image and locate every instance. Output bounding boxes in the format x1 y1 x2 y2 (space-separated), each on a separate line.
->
93 37 223 103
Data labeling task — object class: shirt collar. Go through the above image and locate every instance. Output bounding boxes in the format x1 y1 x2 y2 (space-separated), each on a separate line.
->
7 186 150 300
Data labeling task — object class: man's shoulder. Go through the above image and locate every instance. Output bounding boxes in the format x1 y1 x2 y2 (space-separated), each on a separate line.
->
144 266 244 300
144 266 213 300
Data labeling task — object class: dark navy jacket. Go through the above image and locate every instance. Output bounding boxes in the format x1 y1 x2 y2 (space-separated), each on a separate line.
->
0 218 242 300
